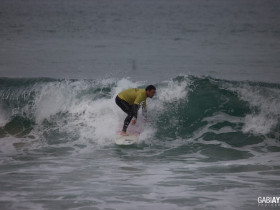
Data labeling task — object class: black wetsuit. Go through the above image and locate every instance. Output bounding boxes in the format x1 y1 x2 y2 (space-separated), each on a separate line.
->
115 96 139 132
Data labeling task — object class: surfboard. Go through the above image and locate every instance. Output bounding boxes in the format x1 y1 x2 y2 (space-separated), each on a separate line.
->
115 129 141 145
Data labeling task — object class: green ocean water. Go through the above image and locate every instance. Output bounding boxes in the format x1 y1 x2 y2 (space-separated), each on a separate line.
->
0 76 279 209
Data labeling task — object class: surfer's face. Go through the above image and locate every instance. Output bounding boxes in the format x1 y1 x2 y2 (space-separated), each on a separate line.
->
147 89 156 98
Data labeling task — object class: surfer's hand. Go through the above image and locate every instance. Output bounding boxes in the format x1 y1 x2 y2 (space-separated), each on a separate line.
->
131 117 136 125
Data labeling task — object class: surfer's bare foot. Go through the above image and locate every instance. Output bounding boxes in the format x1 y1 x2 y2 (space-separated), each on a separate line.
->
120 131 128 136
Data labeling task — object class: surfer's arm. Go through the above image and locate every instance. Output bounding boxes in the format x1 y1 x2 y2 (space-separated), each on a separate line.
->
132 104 139 119
130 104 138 125
132 93 145 122
133 93 145 119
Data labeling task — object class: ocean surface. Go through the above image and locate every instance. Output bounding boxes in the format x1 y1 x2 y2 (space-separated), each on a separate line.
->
0 0 280 82
0 0 280 210
0 76 279 210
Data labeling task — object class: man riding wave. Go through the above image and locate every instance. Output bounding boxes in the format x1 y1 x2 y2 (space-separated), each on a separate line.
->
115 85 156 136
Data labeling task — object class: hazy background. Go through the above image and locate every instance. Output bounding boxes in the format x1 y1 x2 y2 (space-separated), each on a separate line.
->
0 0 279 83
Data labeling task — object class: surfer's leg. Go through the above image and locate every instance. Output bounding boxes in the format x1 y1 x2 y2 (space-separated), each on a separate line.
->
115 96 133 132
115 96 130 114
123 111 133 132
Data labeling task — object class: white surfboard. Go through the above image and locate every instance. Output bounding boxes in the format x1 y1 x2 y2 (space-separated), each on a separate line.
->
115 129 141 145
115 133 139 145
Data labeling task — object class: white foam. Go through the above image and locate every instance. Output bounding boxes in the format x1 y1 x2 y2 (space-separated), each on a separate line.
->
74 78 148 145
227 83 280 136
30 78 158 147
0 136 24 156
111 77 145 97
0 105 9 127
34 81 77 123
148 77 190 116
0 77 188 148
156 77 190 103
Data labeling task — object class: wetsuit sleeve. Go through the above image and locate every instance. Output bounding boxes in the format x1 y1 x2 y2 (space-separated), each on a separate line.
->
132 104 139 119
133 92 145 119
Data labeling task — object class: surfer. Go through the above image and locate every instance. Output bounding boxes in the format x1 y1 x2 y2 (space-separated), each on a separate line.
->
115 85 156 136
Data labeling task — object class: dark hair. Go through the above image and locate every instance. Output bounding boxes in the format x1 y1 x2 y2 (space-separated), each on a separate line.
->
145 85 156 91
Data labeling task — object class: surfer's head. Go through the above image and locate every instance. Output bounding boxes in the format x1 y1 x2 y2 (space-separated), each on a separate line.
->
146 85 156 98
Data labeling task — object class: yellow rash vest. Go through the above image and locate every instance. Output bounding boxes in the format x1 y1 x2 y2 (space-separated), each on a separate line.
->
117 88 147 107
